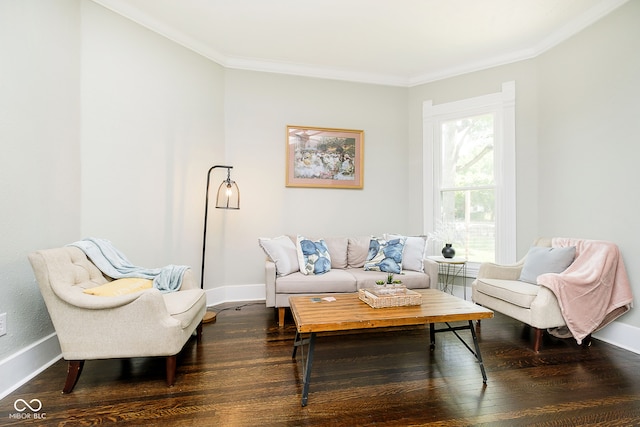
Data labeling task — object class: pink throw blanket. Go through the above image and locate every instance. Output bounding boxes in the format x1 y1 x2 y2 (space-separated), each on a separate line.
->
538 238 633 344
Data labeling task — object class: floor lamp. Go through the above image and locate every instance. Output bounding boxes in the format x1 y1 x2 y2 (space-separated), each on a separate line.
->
201 165 240 323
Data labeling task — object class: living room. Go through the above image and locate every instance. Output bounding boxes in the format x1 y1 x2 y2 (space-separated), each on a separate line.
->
1 0 639 414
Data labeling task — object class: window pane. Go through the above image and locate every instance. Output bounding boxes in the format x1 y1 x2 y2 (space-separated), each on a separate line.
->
441 189 495 263
441 114 495 188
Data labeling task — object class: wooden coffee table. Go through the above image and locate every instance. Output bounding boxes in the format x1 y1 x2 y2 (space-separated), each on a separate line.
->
289 289 494 406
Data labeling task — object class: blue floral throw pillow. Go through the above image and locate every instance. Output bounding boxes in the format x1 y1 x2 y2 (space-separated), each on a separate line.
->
364 237 406 274
296 235 332 275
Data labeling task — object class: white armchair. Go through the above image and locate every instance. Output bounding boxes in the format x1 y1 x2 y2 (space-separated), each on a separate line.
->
28 246 206 392
472 237 633 352
471 238 567 352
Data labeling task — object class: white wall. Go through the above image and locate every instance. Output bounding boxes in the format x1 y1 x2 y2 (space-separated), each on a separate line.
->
78 5 412 292
0 0 81 396
0 0 81 360
224 70 410 286
537 0 640 328
80 1 226 273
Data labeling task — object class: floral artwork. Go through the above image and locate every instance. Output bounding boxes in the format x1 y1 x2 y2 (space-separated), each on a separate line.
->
286 126 364 189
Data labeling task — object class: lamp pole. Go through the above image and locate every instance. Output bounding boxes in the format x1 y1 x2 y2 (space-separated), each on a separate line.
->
200 165 236 323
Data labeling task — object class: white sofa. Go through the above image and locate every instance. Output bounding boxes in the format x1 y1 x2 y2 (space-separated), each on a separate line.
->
261 235 439 327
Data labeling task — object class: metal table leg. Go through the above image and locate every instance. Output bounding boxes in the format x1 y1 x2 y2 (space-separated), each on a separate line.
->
292 331 318 405
429 320 488 383
292 331 300 358
300 332 316 406
468 320 487 383
429 322 436 351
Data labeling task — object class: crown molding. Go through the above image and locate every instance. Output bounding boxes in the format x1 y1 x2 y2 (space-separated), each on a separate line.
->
223 56 411 87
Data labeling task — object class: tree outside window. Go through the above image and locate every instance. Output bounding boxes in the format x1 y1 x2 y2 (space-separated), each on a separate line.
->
440 113 496 263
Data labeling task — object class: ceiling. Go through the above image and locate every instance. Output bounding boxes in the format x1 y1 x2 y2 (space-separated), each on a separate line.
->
91 0 628 87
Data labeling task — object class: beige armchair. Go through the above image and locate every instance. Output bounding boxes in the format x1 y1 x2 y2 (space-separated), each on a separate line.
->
471 238 567 352
28 246 206 393
472 237 634 352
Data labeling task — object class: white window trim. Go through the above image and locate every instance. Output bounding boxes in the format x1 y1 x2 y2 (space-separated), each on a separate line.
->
423 81 516 277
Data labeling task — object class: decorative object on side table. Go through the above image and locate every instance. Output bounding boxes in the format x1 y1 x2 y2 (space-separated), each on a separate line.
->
200 165 240 323
428 221 462 260
441 243 455 259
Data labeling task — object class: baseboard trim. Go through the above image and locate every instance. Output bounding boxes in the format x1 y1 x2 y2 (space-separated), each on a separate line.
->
593 320 640 355
204 283 266 307
0 333 62 400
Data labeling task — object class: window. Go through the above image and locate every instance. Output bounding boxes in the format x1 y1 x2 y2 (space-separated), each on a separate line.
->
423 82 516 274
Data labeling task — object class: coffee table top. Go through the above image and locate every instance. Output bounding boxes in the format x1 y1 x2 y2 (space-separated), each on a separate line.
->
289 289 493 333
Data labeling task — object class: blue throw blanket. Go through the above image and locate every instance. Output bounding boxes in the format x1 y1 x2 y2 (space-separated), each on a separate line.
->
68 237 188 293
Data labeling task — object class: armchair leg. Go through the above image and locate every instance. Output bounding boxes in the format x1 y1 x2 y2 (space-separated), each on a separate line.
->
63 360 84 394
166 355 177 387
196 322 203 343
278 307 286 328
533 327 544 352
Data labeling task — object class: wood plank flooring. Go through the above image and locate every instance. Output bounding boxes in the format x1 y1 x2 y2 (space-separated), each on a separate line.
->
2 301 640 426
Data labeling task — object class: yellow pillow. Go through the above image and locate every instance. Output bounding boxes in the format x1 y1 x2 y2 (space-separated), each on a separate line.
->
83 278 153 296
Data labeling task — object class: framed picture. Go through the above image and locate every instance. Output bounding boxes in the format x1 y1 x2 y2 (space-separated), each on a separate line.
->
286 125 364 189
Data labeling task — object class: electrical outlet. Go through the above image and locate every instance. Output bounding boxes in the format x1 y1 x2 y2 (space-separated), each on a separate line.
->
0 313 6 337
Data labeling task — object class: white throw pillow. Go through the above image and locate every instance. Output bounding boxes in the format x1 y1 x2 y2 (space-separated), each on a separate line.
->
258 236 299 276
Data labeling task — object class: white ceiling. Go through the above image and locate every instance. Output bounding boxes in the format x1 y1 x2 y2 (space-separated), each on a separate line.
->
92 0 628 87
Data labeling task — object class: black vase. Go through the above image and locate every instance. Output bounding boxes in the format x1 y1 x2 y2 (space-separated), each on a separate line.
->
442 243 455 259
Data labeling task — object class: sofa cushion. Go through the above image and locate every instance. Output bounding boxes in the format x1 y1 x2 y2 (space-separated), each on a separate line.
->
259 236 299 276
347 236 371 268
475 278 540 309
322 236 349 269
351 269 430 290
519 246 576 284
296 236 332 275
364 237 406 274
385 234 427 272
275 269 357 293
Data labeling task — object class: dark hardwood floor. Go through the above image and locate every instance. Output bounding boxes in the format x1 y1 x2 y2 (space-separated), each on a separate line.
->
2 301 640 426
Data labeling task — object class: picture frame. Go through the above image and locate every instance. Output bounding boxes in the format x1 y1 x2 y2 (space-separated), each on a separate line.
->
286 125 364 189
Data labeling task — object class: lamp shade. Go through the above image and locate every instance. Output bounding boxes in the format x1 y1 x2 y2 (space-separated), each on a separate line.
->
215 178 240 209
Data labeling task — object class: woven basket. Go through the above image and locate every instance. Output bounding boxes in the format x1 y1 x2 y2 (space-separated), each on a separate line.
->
358 288 422 309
